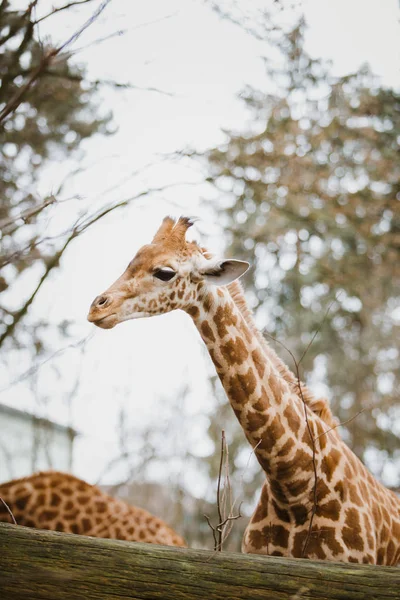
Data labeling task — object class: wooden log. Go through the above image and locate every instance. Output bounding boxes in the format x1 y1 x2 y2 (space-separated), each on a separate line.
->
0 522 399 600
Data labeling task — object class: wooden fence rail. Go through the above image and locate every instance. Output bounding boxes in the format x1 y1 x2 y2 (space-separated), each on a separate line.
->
0 523 399 600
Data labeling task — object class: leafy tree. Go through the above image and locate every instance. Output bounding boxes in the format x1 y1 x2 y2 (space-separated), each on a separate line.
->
0 0 113 352
204 18 400 484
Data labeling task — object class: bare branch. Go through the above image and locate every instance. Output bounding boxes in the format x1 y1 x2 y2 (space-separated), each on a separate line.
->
34 0 97 25
0 196 56 232
0 0 112 126
204 430 242 552
0 332 94 394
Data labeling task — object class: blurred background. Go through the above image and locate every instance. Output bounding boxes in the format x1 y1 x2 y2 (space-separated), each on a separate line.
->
0 0 399 550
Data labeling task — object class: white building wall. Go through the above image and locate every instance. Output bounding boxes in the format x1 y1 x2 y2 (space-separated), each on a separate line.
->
0 405 75 483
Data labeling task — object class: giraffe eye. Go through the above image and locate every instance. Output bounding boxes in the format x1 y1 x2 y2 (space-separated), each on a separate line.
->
153 268 176 282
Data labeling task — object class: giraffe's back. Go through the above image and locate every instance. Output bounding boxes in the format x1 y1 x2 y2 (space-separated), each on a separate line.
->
0 471 185 547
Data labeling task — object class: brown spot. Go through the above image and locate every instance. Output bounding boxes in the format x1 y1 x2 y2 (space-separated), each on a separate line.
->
287 478 310 498
81 518 91 533
283 406 301 435
321 447 342 482
213 305 238 338
316 479 331 502
70 523 80 534
268 377 285 404
272 500 291 523
24 519 36 528
203 294 212 312
229 368 257 406
50 493 61 507
36 493 45 505
251 486 270 523
50 478 62 488
139 530 146 540
348 556 359 563
342 507 364 551
386 540 395 564
293 527 343 559
316 499 341 521
291 504 308 526
316 421 328 450
334 480 345 502
269 524 290 548
15 495 30 511
271 550 284 556
251 348 265 378
275 448 313 480
220 337 249 365
248 524 289 550
177 289 184 299
95 501 107 513
201 321 215 342
277 438 295 457
362 514 374 549
61 487 73 496
253 398 265 411
301 428 314 451
209 347 223 370
55 521 65 531
65 500 74 510
64 509 79 520
170 291 175 301
77 495 90 505
348 485 362 506
187 305 199 318
270 480 287 503
257 415 286 455
377 548 385 565
247 409 266 432
39 510 58 522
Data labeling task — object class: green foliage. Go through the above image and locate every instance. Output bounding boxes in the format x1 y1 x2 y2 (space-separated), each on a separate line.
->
205 19 400 483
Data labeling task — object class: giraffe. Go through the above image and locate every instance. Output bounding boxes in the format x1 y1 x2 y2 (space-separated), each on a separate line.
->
87 216 400 565
0 470 185 547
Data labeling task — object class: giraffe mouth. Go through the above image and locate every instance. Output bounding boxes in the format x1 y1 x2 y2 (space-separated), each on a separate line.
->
90 313 118 329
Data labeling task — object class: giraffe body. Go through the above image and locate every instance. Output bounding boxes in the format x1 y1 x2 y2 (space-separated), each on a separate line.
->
0 471 185 547
87 216 400 565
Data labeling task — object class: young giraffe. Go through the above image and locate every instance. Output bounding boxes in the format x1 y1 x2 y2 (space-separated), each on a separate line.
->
0 471 185 547
87 216 400 565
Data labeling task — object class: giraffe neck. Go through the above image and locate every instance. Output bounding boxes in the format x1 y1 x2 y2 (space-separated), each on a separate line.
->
227 281 336 428
189 285 335 505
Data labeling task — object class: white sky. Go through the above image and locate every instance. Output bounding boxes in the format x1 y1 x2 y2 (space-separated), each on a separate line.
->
2 0 399 490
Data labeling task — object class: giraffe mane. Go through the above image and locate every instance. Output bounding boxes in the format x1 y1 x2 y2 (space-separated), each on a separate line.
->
227 280 337 431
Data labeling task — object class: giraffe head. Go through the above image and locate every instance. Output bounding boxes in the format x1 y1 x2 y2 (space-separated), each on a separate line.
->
87 216 249 329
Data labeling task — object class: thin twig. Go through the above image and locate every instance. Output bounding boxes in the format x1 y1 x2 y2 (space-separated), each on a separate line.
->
0 498 17 525
34 0 96 25
204 430 242 552
216 430 225 550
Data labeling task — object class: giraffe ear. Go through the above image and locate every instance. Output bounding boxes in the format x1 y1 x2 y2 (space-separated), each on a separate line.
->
202 259 250 286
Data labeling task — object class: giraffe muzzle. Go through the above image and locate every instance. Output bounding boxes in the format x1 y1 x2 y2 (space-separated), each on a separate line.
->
87 294 119 329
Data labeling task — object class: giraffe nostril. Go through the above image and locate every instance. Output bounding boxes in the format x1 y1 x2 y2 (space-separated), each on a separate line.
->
97 296 109 308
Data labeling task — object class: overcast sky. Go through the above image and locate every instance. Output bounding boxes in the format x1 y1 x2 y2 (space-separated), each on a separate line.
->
2 0 399 490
